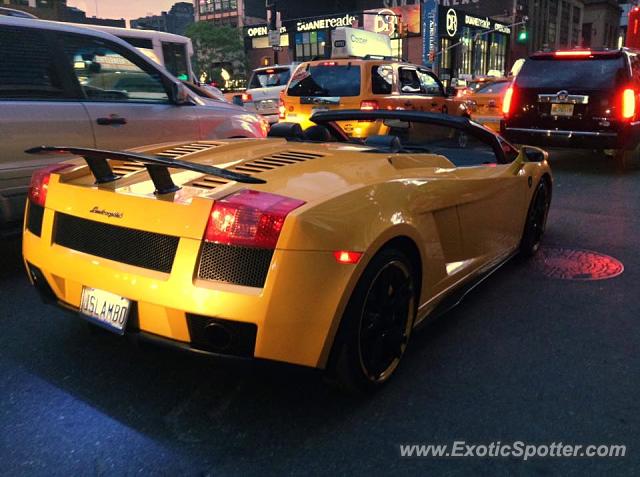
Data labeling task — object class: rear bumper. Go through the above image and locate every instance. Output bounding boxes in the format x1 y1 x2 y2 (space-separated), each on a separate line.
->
502 122 640 150
22 213 356 368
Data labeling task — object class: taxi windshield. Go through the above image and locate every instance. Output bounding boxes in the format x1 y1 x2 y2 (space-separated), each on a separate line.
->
287 64 361 97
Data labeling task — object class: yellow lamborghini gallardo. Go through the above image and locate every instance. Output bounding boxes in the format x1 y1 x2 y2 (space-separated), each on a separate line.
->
22 110 552 392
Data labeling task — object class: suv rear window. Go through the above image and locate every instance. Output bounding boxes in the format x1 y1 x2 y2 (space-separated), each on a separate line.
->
287 65 361 97
249 67 291 89
475 81 510 94
516 57 626 89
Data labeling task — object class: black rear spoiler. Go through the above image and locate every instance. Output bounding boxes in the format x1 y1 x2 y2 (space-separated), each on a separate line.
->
25 146 265 195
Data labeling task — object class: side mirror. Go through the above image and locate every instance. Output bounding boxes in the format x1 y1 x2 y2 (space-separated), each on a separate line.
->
171 81 194 105
521 145 548 162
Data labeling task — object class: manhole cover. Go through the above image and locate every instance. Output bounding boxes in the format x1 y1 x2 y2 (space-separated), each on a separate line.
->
534 247 624 281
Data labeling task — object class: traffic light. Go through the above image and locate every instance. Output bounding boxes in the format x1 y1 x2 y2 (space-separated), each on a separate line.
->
517 28 528 43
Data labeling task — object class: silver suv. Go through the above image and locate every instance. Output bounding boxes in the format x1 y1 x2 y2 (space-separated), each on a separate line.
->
241 64 298 124
0 17 267 227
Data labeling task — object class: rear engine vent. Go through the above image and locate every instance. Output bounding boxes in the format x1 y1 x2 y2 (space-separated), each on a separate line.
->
190 150 325 190
54 213 179 273
198 243 274 288
155 141 223 159
110 141 223 177
26 201 44 237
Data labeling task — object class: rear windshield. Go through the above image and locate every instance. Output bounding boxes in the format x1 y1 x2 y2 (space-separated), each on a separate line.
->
249 67 291 89
475 81 510 94
287 65 361 97
516 57 626 89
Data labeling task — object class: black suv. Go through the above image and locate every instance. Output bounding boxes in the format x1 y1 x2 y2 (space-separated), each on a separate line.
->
502 49 640 166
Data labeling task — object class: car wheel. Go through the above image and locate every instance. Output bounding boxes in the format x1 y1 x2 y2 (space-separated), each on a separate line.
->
327 248 417 393
614 147 638 171
520 179 551 257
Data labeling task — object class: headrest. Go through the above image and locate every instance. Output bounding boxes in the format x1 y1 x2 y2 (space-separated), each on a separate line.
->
364 135 402 153
304 125 332 142
268 122 305 140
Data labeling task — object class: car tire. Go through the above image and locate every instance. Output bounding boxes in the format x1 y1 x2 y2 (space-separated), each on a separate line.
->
326 247 417 394
614 147 639 171
519 178 551 257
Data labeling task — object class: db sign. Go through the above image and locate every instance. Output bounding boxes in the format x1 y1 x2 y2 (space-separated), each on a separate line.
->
364 8 398 37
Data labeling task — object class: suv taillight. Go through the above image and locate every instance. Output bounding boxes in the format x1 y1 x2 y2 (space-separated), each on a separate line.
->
621 88 636 120
502 85 515 117
278 91 286 120
28 163 73 207
204 190 305 249
360 100 379 110
241 92 252 103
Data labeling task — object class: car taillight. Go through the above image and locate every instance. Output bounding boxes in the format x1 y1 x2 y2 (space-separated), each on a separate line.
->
28 163 73 207
278 91 287 120
554 50 592 57
204 190 305 249
621 88 636 120
360 100 379 110
502 85 515 116
241 92 252 103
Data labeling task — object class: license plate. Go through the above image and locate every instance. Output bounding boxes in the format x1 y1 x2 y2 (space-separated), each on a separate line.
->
79 286 130 334
551 103 574 116
257 100 276 112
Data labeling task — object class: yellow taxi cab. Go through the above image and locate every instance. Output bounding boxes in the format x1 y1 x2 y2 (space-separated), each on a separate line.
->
279 27 469 138
466 78 511 132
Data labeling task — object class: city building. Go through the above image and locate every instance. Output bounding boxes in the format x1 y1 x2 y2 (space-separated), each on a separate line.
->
1 0 125 26
131 2 194 36
582 0 622 47
516 0 585 52
243 4 510 83
619 1 634 47
1 0 67 20
194 0 265 28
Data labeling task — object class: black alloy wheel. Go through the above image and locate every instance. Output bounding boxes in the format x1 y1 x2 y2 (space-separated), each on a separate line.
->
327 248 417 393
520 179 551 257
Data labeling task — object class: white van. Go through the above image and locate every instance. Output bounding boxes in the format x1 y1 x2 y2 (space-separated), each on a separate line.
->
72 24 196 82
0 17 267 227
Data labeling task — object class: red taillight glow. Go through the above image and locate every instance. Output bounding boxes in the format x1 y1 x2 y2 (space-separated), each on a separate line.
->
622 88 636 119
360 100 379 110
333 251 363 264
502 85 514 116
241 92 252 103
28 163 73 207
278 91 287 120
204 190 305 249
554 50 592 57
321 61 337 66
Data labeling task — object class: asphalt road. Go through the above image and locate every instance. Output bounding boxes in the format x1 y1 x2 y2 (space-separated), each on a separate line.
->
1 150 639 476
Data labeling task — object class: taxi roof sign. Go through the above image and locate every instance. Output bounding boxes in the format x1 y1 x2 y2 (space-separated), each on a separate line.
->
331 27 392 59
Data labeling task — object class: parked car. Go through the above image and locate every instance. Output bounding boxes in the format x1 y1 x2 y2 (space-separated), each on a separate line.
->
281 58 470 138
501 48 640 169
241 65 298 124
466 79 512 132
22 109 551 392
0 16 267 227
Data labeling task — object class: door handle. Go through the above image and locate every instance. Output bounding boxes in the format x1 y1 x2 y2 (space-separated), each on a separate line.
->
97 116 127 125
